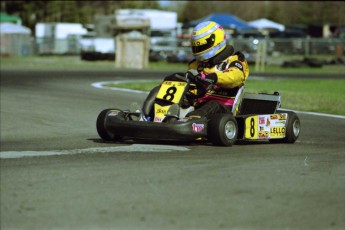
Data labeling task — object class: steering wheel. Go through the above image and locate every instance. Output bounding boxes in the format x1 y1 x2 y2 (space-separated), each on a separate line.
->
185 70 213 100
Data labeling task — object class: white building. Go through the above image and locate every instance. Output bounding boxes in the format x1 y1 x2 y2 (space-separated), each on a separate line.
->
35 23 87 54
0 22 33 56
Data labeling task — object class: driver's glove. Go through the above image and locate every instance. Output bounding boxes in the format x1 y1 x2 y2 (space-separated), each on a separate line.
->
185 69 198 81
196 73 214 85
186 70 218 85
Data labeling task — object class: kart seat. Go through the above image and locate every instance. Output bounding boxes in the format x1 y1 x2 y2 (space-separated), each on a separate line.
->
238 92 281 115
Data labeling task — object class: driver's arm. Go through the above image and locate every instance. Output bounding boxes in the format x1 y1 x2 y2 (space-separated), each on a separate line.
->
213 56 249 88
188 53 249 88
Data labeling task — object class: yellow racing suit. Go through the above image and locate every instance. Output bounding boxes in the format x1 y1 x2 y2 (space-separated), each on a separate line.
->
188 45 249 107
186 45 249 118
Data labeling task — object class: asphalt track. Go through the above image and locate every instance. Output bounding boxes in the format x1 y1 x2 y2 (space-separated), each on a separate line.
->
1 69 344 230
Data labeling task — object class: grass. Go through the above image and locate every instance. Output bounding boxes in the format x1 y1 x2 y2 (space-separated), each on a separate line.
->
245 79 345 115
258 64 345 74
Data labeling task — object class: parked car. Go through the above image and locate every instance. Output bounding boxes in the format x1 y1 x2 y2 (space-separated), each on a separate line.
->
232 30 274 55
149 29 178 59
334 26 345 39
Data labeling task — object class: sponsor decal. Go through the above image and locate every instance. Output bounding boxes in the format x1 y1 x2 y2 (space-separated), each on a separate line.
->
270 114 279 120
259 116 265 124
164 81 172 86
192 123 204 132
271 113 287 120
235 62 243 69
229 61 243 70
275 120 286 125
278 113 287 120
154 117 163 122
259 131 269 139
245 115 288 140
266 118 271 127
270 126 285 137
156 108 167 114
245 114 287 139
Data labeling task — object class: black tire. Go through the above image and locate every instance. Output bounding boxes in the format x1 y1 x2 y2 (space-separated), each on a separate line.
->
96 109 124 141
270 111 301 143
208 113 238 146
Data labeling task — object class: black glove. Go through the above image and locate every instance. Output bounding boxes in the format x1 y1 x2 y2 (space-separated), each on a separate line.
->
197 74 214 85
185 70 217 85
185 69 199 81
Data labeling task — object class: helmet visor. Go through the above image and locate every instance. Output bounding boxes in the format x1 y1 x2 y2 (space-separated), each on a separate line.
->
192 34 215 54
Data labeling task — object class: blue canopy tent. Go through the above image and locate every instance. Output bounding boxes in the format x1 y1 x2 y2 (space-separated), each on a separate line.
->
185 13 255 31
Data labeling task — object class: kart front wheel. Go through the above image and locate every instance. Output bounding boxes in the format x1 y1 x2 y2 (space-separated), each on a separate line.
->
208 114 238 146
96 109 124 141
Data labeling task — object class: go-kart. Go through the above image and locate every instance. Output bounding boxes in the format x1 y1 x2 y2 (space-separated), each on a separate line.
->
96 72 301 146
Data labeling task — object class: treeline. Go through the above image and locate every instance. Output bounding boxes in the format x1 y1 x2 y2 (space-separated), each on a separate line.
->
178 1 345 26
1 1 161 31
2 1 345 32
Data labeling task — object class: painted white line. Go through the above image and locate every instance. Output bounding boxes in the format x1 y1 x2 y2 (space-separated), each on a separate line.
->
0 144 190 159
279 108 345 119
296 111 345 119
92 80 345 119
92 80 152 94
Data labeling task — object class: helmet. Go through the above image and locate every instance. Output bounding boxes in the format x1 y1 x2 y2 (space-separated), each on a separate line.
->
191 21 226 61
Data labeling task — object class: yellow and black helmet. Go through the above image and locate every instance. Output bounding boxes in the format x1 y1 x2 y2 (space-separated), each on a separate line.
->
191 21 227 61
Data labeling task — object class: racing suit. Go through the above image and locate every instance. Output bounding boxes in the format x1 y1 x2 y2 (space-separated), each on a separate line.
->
187 45 250 118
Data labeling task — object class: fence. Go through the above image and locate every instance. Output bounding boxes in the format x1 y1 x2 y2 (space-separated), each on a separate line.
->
34 36 82 55
0 33 34 56
24 37 345 58
231 37 345 56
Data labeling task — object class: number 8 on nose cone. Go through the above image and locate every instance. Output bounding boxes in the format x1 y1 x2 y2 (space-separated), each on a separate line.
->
156 81 187 104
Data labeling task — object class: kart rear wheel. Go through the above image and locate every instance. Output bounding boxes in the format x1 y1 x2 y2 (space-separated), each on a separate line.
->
96 109 124 141
270 111 301 143
208 113 238 146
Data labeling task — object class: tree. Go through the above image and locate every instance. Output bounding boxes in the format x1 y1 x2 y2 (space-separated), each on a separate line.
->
2 0 162 31
2 0 345 32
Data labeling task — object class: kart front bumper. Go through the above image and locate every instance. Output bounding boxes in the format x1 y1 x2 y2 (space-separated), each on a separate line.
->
105 116 208 141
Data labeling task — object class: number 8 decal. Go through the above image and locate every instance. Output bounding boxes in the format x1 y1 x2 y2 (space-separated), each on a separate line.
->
250 117 255 137
163 86 177 101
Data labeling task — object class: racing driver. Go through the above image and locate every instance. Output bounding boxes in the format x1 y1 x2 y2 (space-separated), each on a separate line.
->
141 21 249 121
185 20 250 119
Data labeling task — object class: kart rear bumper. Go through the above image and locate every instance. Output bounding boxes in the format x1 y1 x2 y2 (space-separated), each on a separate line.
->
105 116 208 141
